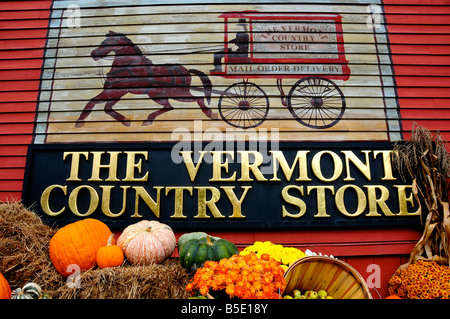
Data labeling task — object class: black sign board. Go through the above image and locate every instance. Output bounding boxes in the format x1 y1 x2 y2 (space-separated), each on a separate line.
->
22 142 421 229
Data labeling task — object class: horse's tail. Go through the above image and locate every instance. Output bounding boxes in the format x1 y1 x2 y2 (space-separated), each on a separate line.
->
189 69 212 104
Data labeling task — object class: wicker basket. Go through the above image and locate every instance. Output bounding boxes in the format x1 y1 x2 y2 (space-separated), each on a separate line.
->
284 256 372 299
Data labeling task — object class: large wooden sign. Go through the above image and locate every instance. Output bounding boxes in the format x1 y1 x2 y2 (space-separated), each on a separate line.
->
23 0 413 229
22 142 420 228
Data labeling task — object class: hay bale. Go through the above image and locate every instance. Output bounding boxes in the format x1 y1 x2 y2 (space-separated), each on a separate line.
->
54 259 191 299
0 202 58 289
0 202 191 298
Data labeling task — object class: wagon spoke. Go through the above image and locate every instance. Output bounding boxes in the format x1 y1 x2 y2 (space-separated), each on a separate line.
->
219 82 269 129
287 77 346 129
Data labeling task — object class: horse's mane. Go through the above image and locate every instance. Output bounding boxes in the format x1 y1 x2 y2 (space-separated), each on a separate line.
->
106 31 145 56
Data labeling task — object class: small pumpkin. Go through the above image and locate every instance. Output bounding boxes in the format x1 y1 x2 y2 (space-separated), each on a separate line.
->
49 218 113 277
179 235 238 273
0 272 11 299
117 220 176 265
96 233 124 269
11 283 42 299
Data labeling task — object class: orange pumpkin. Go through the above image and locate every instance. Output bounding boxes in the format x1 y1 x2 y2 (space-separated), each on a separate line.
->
117 220 176 265
385 294 402 299
49 218 113 277
0 272 11 299
96 233 124 269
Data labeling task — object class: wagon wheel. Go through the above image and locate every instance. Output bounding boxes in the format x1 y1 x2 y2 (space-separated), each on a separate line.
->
287 77 345 129
218 81 269 129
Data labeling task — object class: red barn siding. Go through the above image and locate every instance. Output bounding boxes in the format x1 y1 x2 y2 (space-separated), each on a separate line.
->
0 1 52 201
384 0 450 142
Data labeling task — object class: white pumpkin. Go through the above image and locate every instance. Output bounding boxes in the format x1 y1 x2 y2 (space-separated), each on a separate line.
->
117 220 176 265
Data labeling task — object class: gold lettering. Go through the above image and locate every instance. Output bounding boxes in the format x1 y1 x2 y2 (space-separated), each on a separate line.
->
63 151 89 181
165 186 193 218
307 185 334 217
270 150 311 182
281 185 307 218
364 185 395 216
180 151 206 182
238 151 268 181
100 185 130 217
342 150 371 181
335 185 366 217
311 151 342 182
374 150 396 180
133 186 163 218
68 185 99 217
221 186 251 218
123 151 149 182
194 186 225 218
40 184 67 216
394 185 421 216
88 151 120 182
210 151 236 182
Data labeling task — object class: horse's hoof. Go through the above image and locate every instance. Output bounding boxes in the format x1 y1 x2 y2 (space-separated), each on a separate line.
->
75 121 84 128
122 118 131 127
209 112 218 120
142 119 153 126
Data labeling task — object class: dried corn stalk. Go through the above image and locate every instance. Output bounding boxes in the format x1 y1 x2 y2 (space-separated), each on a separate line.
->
392 123 450 266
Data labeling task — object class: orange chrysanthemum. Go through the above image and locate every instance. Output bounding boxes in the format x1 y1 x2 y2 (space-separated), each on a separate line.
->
388 260 450 299
185 253 286 299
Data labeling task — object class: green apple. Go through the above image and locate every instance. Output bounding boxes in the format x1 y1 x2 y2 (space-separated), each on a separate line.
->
283 295 293 299
293 289 302 299
307 291 319 299
318 290 327 298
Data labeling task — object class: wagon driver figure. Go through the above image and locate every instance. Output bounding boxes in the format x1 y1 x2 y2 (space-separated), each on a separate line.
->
210 19 249 73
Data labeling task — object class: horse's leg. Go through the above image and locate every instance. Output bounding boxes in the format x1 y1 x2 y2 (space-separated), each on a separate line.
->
104 96 131 127
142 98 173 126
175 93 217 120
75 89 130 127
75 91 106 127
193 96 217 120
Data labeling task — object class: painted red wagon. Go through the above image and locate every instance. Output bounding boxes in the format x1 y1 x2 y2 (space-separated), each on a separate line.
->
210 11 351 129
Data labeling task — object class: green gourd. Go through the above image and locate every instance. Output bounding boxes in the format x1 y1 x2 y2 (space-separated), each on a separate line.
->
177 232 220 252
179 236 238 273
11 283 42 299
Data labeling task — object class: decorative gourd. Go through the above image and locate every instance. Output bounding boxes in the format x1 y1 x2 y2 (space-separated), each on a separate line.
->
117 220 176 265
49 218 113 277
96 233 124 269
177 232 221 252
11 282 42 299
0 272 11 299
179 236 238 273
39 291 53 299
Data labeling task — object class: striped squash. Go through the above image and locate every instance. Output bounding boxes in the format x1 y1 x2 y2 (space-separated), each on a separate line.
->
117 220 176 265
11 283 42 299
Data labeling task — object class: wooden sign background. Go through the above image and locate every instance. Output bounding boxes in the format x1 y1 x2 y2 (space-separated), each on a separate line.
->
34 0 401 144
